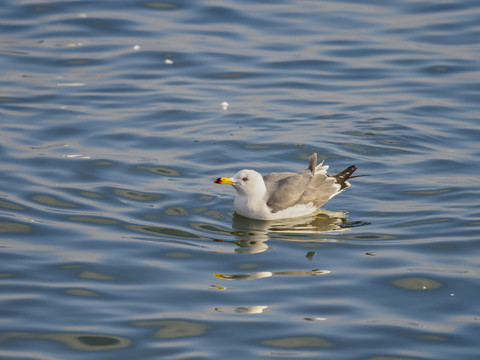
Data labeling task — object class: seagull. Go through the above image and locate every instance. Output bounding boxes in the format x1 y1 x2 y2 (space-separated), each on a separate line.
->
214 153 356 220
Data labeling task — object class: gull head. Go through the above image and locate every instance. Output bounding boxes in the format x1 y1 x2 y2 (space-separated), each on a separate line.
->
215 169 266 197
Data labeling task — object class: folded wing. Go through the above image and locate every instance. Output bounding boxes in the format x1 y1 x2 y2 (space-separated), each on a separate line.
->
264 154 356 213
264 154 317 213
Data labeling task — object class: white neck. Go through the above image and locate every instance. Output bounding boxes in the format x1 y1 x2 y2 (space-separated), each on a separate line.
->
234 193 270 219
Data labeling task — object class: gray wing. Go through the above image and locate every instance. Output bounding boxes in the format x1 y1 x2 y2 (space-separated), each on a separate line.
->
297 174 341 208
263 154 356 213
264 170 314 212
263 154 318 213
298 165 358 208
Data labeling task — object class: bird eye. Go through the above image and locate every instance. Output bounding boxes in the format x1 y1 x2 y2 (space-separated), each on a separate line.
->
242 177 248 181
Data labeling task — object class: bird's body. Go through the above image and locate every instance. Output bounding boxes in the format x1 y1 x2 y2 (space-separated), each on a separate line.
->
214 153 356 220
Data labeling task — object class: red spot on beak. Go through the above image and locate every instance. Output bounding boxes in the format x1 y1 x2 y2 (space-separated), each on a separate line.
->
214 177 235 185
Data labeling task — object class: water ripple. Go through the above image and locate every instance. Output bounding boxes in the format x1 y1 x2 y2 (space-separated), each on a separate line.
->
1 0 479 359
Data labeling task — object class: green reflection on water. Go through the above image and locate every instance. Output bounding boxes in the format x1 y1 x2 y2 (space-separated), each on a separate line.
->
400 218 451 227
164 251 191 258
114 188 161 201
137 165 180 176
32 195 77 208
165 206 188 216
66 288 100 297
0 332 131 351
77 335 119 347
262 336 333 348
0 222 31 233
125 224 204 240
198 195 214 201
94 160 113 166
417 334 448 342
144 2 179 10
79 271 115 281
69 216 118 225
0 199 24 210
392 277 442 290
191 222 228 234
79 191 103 199
244 145 272 149
132 320 210 339
345 233 397 241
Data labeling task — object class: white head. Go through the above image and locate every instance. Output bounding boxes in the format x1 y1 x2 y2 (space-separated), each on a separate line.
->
230 169 266 198
214 169 274 219
215 169 266 199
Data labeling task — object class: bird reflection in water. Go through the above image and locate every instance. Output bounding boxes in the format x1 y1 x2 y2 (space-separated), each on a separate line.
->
214 305 269 314
212 211 342 313
216 209 349 254
214 269 330 281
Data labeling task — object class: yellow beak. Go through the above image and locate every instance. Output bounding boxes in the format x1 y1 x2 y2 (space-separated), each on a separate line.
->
214 177 236 185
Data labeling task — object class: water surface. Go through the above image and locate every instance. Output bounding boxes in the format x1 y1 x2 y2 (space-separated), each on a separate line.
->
1 0 479 359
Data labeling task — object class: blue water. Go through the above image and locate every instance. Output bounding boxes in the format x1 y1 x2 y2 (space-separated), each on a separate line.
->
1 0 479 359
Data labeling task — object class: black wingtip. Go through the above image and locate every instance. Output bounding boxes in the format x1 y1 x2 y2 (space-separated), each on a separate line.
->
334 165 357 189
